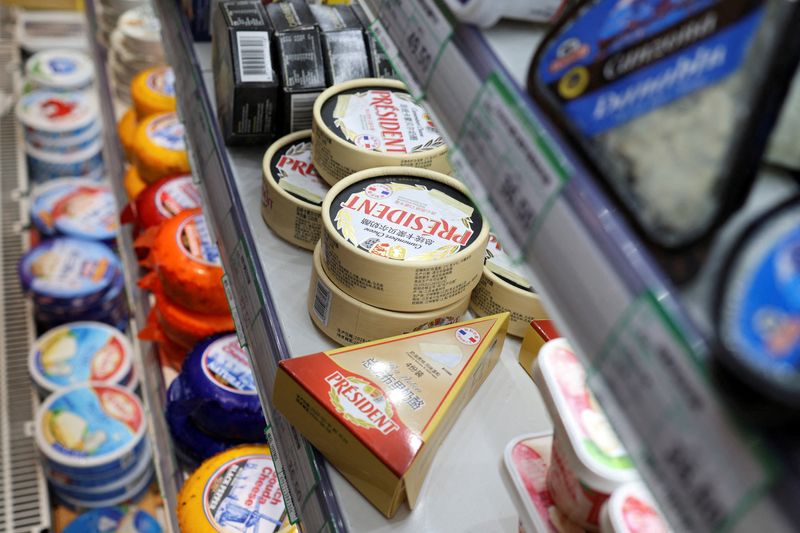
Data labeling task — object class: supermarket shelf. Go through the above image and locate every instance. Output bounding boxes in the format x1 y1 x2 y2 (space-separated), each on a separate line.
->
359 1 800 532
155 1 552 532
84 3 181 532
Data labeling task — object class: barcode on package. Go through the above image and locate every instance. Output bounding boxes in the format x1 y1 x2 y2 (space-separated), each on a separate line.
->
289 92 319 131
237 32 273 83
312 279 331 326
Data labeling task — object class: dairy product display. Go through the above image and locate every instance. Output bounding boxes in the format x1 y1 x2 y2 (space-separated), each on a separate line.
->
312 79 450 185
274 313 510 517
261 130 329 250
534 339 639 529
132 112 190 183
321 167 488 311
109 6 166 100
177 445 285 532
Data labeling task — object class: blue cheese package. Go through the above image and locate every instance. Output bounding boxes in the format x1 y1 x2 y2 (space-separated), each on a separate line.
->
64 506 163 533
530 0 800 252
716 196 800 409
19 238 121 310
181 333 265 441
30 178 97 236
26 139 104 183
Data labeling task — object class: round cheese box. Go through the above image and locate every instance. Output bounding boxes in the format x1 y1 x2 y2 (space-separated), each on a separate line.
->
261 130 329 251
132 112 190 183
312 78 450 185
321 166 488 311
25 50 94 92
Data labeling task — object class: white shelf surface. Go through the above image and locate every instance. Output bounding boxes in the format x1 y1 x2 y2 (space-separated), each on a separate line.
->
194 42 552 532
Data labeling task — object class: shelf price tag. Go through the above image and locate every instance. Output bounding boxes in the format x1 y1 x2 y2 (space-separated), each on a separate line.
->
369 0 452 94
589 292 775 533
456 73 569 250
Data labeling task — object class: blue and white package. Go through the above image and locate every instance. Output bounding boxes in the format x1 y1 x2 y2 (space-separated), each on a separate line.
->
182 333 265 441
30 178 96 236
19 238 121 310
718 199 800 406
51 184 118 242
26 139 104 183
28 321 134 397
166 376 237 465
16 90 98 141
34 383 147 479
35 267 125 317
54 466 153 510
26 121 102 154
63 507 125 533
531 0 800 250
25 50 94 92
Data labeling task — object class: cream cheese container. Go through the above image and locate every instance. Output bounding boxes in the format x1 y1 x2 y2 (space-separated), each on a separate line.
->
26 139 105 183
470 233 549 337
24 50 94 93
274 313 510 517
309 242 469 346
17 90 98 142
312 78 450 185
261 130 329 250
321 167 488 312
117 5 164 58
600 482 671 533
35 384 147 479
534 339 639 530
29 322 134 398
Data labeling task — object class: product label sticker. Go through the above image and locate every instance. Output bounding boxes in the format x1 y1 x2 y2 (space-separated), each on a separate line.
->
537 0 765 135
34 324 127 388
545 345 634 472
322 87 444 153
146 113 186 151
270 138 328 205
727 224 800 373
202 335 258 395
146 67 176 97
155 176 201 218
22 239 116 299
51 186 119 241
485 233 533 292
330 176 482 261
202 455 285 531
289 317 501 474
176 214 222 266
42 386 142 459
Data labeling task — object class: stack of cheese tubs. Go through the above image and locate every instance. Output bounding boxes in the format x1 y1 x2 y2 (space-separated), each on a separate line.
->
260 77 547 345
17 50 104 184
108 5 166 103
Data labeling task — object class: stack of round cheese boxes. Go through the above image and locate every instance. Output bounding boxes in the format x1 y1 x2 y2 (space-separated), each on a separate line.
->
261 78 548 344
108 4 166 103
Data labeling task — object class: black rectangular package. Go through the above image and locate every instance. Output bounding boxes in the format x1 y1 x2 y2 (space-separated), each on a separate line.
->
350 3 396 79
266 0 327 134
309 4 371 86
211 0 279 145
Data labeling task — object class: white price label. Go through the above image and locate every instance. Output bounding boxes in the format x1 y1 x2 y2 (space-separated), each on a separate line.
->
457 74 568 247
589 293 774 532
372 0 452 91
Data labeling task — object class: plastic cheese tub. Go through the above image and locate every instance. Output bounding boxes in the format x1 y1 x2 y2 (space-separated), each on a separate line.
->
26 120 101 154
24 49 94 92
600 482 671 533
30 177 97 236
149 209 228 314
180 333 265 441
50 183 118 242
63 506 162 533
533 339 639 529
134 174 201 229
19 237 121 310
177 445 286 532
16 90 98 141
130 66 176 119
132 112 190 183
26 139 104 183
312 78 450 185
29 321 134 397
320 167 488 312
35 384 147 479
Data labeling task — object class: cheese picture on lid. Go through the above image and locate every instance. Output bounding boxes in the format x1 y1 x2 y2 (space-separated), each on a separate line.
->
603 482 671 533
274 313 510 517
29 322 133 395
177 445 285 533
261 130 330 250
321 167 488 311
30 178 94 235
51 185 119 242
471 233 549 338
312 79 451 184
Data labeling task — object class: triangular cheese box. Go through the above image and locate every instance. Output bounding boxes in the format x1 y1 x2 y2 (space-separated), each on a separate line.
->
274 313 510 517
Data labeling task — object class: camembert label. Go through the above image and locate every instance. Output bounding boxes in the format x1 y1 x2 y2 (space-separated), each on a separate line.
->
270 137 329 205
330 176 482 261
278 315 506 476
322 87 444 154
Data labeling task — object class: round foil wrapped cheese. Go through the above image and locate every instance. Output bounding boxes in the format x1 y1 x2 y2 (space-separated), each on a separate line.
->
153 291 234 349
131 66 176 119
312 78 450 185
321 167 487 311
135 174 201 229
133 112 190 183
